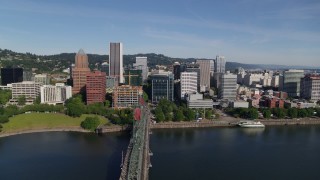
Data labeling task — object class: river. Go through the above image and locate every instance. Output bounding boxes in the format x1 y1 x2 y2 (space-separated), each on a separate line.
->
1 126 320 180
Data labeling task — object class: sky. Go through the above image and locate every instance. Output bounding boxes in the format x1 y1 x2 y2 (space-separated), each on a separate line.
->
0 0 319 66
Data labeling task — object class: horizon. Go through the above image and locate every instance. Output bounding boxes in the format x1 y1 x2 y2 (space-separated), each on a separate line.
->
2 47 319 69
1 0 319 66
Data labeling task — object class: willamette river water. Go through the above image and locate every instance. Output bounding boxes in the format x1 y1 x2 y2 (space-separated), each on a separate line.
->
1 126 320 180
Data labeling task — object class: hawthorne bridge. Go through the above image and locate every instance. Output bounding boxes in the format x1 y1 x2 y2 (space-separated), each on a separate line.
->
119 103 152 180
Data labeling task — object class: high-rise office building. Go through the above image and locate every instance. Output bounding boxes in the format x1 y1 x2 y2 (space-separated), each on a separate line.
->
133 57 148 82
109 42 124 84
300 74 320 101
86 71 106 105
215 55 226 73
209 60 215 75
282 69 304 97
1 67 23 85
173 62 181 80
196 60 211 92
180 72 198 98
219 72 237 100
72 49 90 94
186 64 201 91
150 71 174 103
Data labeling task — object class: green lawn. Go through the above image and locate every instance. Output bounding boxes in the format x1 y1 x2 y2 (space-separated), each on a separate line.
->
1 113 109 133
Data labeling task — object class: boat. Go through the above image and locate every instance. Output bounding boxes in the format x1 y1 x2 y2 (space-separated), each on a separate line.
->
238 121 265 128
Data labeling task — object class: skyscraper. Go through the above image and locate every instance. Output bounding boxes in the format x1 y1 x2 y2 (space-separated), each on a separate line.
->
196 60 211 92
133 57 148 82
180 72 198 98
72 49 90 94
86 71 106 105
109 42 124 84
150 71 174 103
300 74 320 101
186 64 201 91
215 55 226 73
1 67 23 85
219 72 237 100
281 69 304 97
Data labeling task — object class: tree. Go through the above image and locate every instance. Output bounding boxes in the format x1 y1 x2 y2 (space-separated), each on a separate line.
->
80 116 100 131
104 100 111 108
4 105 19 117
34 96 41 104
164 112 173 121
18 95 26 106
263 109 271 119
316 108 320 117
65 96 86 117
273 108 286 119
205 109 213 119
184 109 196 121
297 109 308 118
174 110 184 121
143 91 149 102
0 115 9 123
247 108 259 119
306 108 314 117
155 107 165 122
287 108 298 118
0 89 11 105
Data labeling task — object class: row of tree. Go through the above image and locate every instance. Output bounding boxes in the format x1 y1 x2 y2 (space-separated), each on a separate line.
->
225 108 259 119
65 95 133 125
226 107 320 119
261 107 319 119
153 99 215 122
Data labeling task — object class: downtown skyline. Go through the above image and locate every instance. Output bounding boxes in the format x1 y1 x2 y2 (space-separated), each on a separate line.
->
0 0 319 66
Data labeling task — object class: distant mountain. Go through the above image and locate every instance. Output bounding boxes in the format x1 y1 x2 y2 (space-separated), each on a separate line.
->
0 48 318 73
226 61 319 71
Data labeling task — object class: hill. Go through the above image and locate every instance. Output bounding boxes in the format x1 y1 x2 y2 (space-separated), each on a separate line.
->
0 48 318 73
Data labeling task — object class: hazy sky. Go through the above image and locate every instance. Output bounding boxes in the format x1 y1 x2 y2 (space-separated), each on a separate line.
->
0 0 319 66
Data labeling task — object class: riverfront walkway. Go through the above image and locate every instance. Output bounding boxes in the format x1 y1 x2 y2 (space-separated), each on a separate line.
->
119 106 152 180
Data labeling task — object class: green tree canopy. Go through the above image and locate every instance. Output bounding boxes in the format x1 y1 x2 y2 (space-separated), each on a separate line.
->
205 110 213 119
65 95 86 117
17 95 26 106
0 115 9 124
297 108 308 118
155 107 165 122
184 108 196 121
287 108 298 118
262 109 271 119
80 116 100 131
174 109 184 121
0 89 11 105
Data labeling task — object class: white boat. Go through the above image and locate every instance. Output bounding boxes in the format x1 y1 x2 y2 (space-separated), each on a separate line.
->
238 121 265 128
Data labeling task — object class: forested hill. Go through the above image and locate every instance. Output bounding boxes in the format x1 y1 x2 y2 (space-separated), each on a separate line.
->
0 48 317 73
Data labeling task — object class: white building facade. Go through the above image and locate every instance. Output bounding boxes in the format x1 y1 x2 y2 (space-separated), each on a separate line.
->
12 81 41 99
40 83 72 105
180 72 198 98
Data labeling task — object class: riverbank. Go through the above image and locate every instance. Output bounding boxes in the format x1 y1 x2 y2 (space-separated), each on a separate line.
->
151 118 320 129
0 127 90 138
2 115 320 138
0 113 109 138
